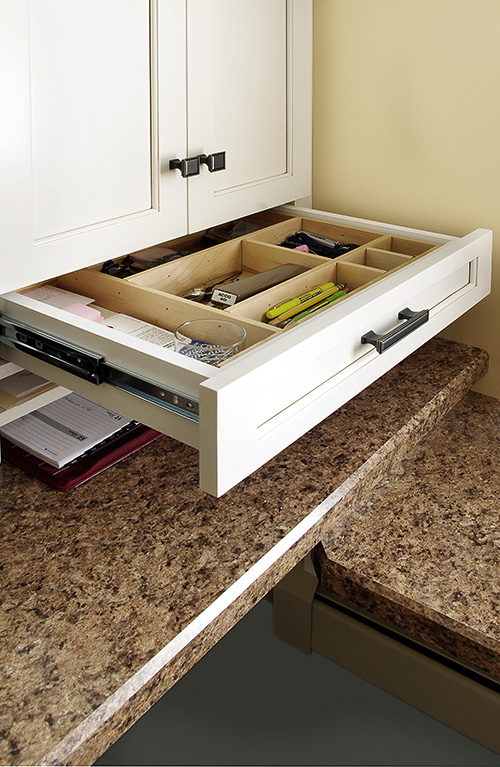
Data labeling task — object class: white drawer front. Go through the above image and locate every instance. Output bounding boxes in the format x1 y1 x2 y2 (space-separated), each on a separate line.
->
0 213 491 496
198 226 491 495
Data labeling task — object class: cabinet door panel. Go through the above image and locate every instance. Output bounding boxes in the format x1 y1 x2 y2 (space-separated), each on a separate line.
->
0 0 187 294
207 0 287 185
31 0 152 238
186 0 312 232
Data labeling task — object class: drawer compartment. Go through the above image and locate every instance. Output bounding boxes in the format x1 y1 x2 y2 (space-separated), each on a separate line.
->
0 208 492 496
245 215 382 249
126 232 328 299
224 258 378 323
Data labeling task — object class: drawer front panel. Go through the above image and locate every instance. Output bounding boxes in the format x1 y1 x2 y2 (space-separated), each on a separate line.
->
198 227 491 496
252 258 470 429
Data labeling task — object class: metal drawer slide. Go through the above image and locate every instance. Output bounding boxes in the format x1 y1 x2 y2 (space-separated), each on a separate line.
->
0 314 200 421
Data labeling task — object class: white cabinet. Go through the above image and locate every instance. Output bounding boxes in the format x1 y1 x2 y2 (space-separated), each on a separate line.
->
0 2 492 496
0 0 311 294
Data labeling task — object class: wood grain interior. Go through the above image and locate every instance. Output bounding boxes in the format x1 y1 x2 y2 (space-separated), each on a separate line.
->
247 216 382 248
301 217 382 245
126 240 242 294
336 262 385 290
371 235 438 257
339 248 411 271
240 240 328 272
57 269 278 349
224 262 341 322
41 215 440 357
365 249 412 270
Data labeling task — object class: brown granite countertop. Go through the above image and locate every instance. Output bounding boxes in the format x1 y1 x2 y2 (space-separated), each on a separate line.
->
316 389 500 680
0 338 489 766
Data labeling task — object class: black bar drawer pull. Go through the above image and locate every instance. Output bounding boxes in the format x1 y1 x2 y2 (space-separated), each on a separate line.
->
361 308 430 354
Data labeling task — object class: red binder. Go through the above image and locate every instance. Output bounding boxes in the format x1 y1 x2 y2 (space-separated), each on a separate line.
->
1 423 162 490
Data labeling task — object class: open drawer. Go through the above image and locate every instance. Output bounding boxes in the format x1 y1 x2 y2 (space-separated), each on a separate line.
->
0 206 492 495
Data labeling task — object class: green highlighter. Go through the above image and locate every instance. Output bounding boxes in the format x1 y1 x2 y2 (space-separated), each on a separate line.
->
272 289 347 327
266 282 339 320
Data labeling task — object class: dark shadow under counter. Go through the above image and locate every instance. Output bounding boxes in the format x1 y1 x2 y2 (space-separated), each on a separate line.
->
316 388 500 680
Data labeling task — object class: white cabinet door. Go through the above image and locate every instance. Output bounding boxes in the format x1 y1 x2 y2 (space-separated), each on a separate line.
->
0 0 188 295
185 0 312 232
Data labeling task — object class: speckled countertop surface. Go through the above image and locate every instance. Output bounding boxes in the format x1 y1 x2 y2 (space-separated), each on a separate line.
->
316 389 500 680
0 338 488 766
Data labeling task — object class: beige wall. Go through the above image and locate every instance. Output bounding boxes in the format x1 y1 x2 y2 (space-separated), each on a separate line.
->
312 0 500 398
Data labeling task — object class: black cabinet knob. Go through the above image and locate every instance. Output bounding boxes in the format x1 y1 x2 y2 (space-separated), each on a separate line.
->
169 152 226 178
199 151 226 172
169 156 201 178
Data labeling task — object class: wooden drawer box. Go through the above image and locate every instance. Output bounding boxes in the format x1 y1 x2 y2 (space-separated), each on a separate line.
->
0 206 492 495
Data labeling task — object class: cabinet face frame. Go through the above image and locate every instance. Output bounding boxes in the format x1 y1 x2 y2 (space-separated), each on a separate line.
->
0 207 492 496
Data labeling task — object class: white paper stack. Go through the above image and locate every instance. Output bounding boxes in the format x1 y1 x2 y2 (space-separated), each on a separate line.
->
0 393 132 467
